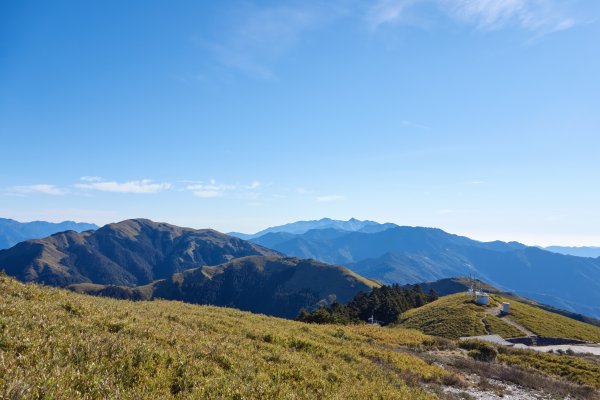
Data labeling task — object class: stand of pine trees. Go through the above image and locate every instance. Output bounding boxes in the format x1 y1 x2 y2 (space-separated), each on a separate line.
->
297 284 438 326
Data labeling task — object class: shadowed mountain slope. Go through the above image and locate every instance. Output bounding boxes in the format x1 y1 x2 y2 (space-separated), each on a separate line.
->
249 226 600 319
69 255 380 319
0 219 279 287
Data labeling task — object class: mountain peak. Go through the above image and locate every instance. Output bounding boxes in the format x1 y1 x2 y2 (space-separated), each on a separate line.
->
0 220 279 287
229 218 398 239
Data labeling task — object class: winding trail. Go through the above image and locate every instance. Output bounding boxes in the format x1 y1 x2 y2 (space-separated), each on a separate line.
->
485 304 536 338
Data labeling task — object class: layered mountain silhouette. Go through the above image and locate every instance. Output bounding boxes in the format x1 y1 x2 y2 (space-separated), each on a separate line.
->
0 219 279 286
247 222 600 319
69 256 378 318
229 217 397 240
544 246 600 258
0 218 98 250
2 216 599 319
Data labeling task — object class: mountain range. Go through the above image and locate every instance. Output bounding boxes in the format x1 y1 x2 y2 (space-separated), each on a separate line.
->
69 255 378 318
0 218 98 250
0 219 378 318
0 219 279 286
2 216 600 320
229 217 397 240
543 245 600 258
242 219 600 319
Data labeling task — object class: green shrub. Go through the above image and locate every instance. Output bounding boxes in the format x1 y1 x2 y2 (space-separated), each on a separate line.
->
460 340 498 362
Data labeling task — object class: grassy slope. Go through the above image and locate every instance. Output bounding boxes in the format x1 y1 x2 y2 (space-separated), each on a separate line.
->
498 347 600 389
399 293 600 342
398 294 522 339
0 275 449 399
417 277 600 328
492 295 600 342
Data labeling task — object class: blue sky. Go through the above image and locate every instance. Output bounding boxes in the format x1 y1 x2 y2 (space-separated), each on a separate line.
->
1 0 599 245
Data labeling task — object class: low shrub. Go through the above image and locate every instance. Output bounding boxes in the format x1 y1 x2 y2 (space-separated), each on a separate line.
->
460 340 498 362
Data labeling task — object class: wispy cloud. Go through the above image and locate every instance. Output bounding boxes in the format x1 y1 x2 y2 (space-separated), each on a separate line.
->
316 195 345 202
402 119 431 131
80 176 103 182
368 0 579 33
186 179 261 199
75 178 171 194
7 184 66 196
441 0 575 32
367 0 417 29
245 181 261 190
201 5 321 79
198 3 352 80
296 187 313 195
186 180 236 198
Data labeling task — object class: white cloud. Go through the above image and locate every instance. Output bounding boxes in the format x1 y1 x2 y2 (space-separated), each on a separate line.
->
8 184 66 196
296 187 313 195
316 195 345 202
80 176 103 182
76 178 171 194
186 179 261 199
368 0 578 33
245 181 261 190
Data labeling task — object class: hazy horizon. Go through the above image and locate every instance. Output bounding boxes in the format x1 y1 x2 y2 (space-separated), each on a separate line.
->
2 215 598 248
2 1 599 247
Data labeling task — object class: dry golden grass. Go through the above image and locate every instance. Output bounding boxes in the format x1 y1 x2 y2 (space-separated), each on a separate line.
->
399 293 600 343
490 295 600 342
0 276 452 399
497 347 600 389
397 294 507 339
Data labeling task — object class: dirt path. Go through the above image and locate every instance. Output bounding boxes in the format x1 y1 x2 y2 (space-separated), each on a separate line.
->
485 305 536 337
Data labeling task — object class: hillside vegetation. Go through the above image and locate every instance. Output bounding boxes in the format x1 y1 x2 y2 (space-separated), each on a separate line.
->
69 256 378 319
3 276 600 399
297 284 435 325
494 295 600 342
398 293 600 342
0 275 448 399
398 294 522 339
416 277 600 327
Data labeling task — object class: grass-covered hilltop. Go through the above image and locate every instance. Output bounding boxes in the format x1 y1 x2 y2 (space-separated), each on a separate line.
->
398 293 600 342
2 275 600 399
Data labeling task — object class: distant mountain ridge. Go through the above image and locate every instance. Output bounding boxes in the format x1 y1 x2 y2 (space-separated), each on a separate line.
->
0 219 279 286
229 217 397 239
69 256 379 319
0 218 98 250
0 219 380 319
543 246 600 258
247 223 600 319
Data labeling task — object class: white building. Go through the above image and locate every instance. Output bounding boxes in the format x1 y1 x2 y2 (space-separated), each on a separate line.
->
475 292 489 306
